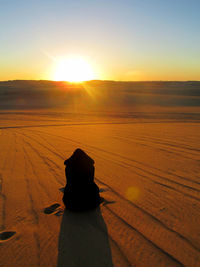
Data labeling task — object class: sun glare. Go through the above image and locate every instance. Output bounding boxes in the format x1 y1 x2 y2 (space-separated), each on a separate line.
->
54 56 95 82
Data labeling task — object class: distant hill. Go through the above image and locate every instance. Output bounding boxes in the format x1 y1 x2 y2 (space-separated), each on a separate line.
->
0 80 200 109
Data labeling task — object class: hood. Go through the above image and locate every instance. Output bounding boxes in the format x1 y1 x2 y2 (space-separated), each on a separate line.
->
64 148 94 166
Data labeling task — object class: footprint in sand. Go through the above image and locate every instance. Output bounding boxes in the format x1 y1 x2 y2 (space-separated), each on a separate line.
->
0 231 16 242
44 203 61 214
54 209 64 216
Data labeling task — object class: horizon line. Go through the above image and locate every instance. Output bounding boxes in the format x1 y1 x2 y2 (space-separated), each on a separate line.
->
0 79 200 83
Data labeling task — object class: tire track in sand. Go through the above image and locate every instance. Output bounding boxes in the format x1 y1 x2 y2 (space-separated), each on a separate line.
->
97 178 200 257
28 128 200 198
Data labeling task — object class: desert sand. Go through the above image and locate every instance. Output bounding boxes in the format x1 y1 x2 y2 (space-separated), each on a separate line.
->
0 111 200 267
0 81 200 266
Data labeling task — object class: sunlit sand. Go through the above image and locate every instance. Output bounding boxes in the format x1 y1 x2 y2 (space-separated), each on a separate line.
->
0 81 200 266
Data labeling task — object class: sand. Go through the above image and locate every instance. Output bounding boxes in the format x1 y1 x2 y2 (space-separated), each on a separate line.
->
0 112 200 267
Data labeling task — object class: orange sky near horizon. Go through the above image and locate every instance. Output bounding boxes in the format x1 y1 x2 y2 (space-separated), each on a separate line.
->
1 54 200 82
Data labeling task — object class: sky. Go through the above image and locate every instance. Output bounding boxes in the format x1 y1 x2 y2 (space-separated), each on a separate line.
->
0 0 200 81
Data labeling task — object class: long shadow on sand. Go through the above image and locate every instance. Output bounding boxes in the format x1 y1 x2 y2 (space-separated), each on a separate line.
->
57 207 113 267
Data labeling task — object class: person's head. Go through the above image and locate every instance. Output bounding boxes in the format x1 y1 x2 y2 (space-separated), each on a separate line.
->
64 148 94 166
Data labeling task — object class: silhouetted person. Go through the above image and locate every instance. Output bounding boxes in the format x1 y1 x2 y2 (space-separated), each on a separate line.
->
63 148 101 211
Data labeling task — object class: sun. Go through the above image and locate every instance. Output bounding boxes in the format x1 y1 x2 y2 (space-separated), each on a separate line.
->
54 56 95 82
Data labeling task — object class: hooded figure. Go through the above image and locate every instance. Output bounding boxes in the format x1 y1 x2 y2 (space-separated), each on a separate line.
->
63 148 101 211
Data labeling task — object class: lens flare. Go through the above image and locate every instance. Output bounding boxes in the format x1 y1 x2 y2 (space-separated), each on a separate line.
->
126 186 140 201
